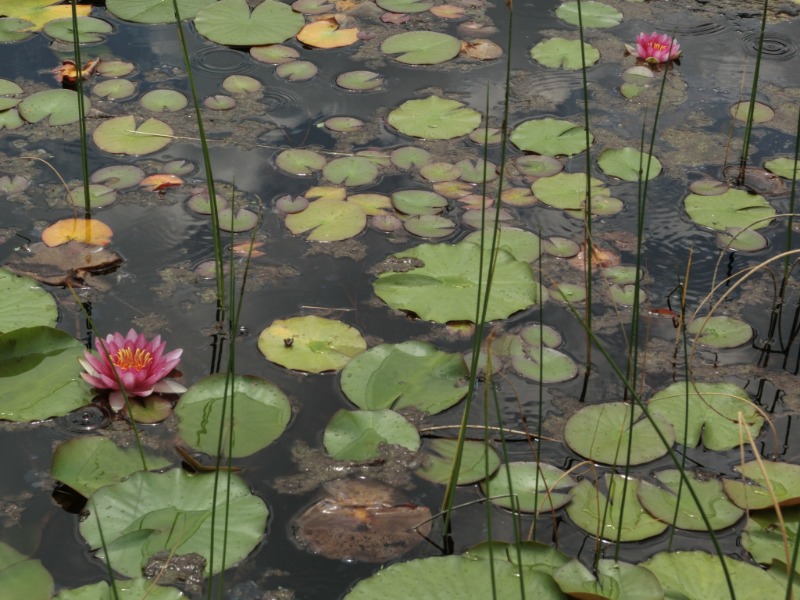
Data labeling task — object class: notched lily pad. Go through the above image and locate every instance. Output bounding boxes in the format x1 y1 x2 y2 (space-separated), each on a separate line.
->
510 118 592 157
323 409 420 461
388 95 481 140
195 0 304 45
18 89 91 126
687 315 752 348
382 31 461 65
416 439 500 485
724 461 800 509
285 198 366 241
685 189 775 231
530 38 599 70
93 115 173 155
481 462 575 513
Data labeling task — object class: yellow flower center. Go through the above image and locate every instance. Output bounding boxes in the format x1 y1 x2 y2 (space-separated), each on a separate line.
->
112 347 153 371
650 42 668 52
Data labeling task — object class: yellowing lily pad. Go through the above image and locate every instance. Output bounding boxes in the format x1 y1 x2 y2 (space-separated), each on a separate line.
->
93 115 173 155
41 218 113 247
258 315 366 373
296 17 358 48
3 0 90 31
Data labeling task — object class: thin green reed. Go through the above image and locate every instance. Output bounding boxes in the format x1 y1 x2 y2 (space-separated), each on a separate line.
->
69 1 91 215
90 498 120 600
782 108 800 280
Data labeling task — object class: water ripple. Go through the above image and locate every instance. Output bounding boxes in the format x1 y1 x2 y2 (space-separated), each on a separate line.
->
192 46 256 74
739 32 798 60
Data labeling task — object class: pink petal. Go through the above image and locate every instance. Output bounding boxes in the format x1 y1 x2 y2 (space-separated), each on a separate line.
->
109 391 126 412
153 379 187 394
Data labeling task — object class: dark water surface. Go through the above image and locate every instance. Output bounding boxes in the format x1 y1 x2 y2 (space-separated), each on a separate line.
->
1 0 800 598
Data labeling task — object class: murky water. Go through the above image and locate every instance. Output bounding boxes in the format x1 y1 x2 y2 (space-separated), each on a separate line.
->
1 0 799 597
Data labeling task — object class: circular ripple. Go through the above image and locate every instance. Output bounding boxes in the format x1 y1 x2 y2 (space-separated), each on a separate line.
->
740 32 797 60
261 87 306 118
192 46 256 74
58 403 112 432
666 21 726 37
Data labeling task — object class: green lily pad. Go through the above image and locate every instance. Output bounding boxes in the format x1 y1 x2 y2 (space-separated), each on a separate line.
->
637 469 744 531
373 241 542 323
598 147 662 181
381 31 461 65
0 18 36 43
765 157 800 180
555 1 622 28
325 117 364 132
323 408 420 461
567 474 668 542
51 435 171 497
564 402 675 465
376 0 433 12
0 107 24 130
93 115 173 155
419 162 461 182
18 89 91 126
0 269 57 333
250 44 299 64
275 60 318 81
275 148 326 175
347 193 392 216
456 158 497 183
689 178 729 196
648 381 763 451
391 146 432 170
0 326 90 422
175 373 291 458
742 507 800 565
222 74 262 94
195 0 303 46
67 184 116 209
723 461 800 509
79 469 268 577
258 315 366 373
530 38 600 70
92 79 137 100
107 0 214 23
285 198 366 241
481 462 575 513
391 189 448 215
415 439 501 485
533 172 613 212
685 189 775 231
217 207 258 232
95 60 135 77
731 100 774 123
323 156 379 186
0 542 53 600
403 215 456 238
388 95 482 140
344 554 567 599
717 227 769 251
641 551 785 599
54 579 186 599
508 336 578 383
42 16 112 43
515 154 563 178
687 315 752 348
336 71 384 91
140 89 189 112
464 227 541 263
554 559 664 600
510 118 593 157
340 341 468 414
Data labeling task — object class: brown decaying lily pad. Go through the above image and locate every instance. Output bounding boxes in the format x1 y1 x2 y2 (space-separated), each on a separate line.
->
293 478 431 562
566 242 620 270
3 241 122 288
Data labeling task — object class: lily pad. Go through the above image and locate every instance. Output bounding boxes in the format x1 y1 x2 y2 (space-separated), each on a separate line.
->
106 0 214 23
79 469 268 577
404 215 456 238
2 1 90 31
175 374 291 458
510 118 593 157
598 147 662 181
297 17 359 49
336 71 383 91
648 381 763 451
67 184 116 209
717 227 768 251
533 172 612 211
376 0 433 12
554 559 664 600
742 506 800 565
391 189 448 215
391 146 432 169
0 107 24 130
217 207 258 232
530 38 599 70
637 469 744 531
195 0 304 46
93 115 173 155
381 31 461 65
323 156 379 186
388 95 481 140
51 435 171 497
0 542 53 600
203 94 236 110
250 44 299 64
508 336 578 384
765 157 800 180
481 462 575 513
275 60 318 81
687 315 752 348
685 189 775 231
0 18 36 43
730 101 774 123
415 439 501 485
373 241 542 323
564 402 675 465
464 227 541 263
18 89 91 126
555 1 622 28
276 148 326 175
567 475 668 542
54 579 186 599
285 197 366 241
0 326 90 422
258 315 366 373
140 89 188 111
323 409 420 461
0 269 57 334
92 79 137 100
42 16 113 43
723 461 800 509
340 341 468 414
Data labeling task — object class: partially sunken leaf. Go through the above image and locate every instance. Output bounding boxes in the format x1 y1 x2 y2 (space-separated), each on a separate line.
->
510 118 593 156
555 1 622 28
195 0 304 45
276 148 327 175
106 0 214 24
258 315 366 373
297 17 358 48
42 218 112 247
530 38 599 70
176 374 291 458
18 89 91 126
481 462 575 513
381 31 461 65
685 189 775 231
416 439 501 485
0 541 53 600
51 436 170 497
93 115 173 155
285 197 366 241
388 95 481 140
0 268 57 334
598 147 662 181
648 381 763 451
687 315 752 348
340 341 468 414
723 461 800 509
79 470 268 577
564 403 675 465
323 408 420 461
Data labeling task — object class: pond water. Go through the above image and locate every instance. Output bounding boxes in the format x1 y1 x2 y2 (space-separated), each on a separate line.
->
1 0 800 598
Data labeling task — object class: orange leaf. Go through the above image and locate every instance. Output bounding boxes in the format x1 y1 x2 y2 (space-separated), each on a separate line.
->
42 218 113 247
140 174 184 192
52 57 100 84
296 17 359 49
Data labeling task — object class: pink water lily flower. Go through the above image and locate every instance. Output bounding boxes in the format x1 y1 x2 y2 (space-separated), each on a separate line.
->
626 32 681 64
79 329 186 412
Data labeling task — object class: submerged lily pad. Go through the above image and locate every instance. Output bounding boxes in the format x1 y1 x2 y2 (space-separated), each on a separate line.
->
510 118 592 157
685 189 775 231
531 38 599 70
107 0 214 24
0 542 53 600
416 439 501 485
340 341 468 414
79 469 267 577
93 115 173 155
323 409 420 460
258 315 366 373
382 31 461 65
373 242 542 323
176 374 291 458
481 462 575 513
285 197 366 241
0 269 57 333
388 95 481 140
730 101 774 123
18 89 91 126
195 0 303 45
598 147 662 181
687 315 752 348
